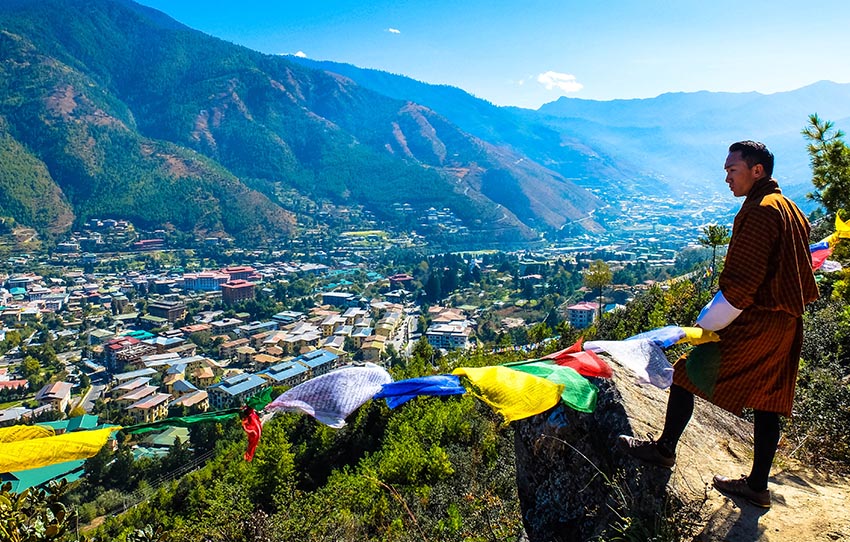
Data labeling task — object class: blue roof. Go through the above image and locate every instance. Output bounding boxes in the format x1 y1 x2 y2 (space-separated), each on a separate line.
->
166 363 188 375
114 368 158 381
172 379 198 393
211 373 266 396
261 361 309 383
294 349 338 369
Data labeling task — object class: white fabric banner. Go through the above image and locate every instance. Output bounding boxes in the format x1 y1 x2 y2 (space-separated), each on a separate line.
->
265 363 393 428
584 339 674 389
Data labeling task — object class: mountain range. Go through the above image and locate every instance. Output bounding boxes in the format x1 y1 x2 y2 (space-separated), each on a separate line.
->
2 0 850 247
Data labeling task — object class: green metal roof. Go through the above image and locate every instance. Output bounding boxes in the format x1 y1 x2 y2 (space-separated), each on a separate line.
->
141 426 190 447
1 460 85 493
36 414 100 433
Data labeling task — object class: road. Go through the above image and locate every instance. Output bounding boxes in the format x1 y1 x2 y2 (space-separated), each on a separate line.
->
79 383 106 412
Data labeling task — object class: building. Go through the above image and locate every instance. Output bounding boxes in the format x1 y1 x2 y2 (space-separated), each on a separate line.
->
127 393 172 423
143 335 185 354
116 384 158 407
132 239 165 251
207 373 268 409
219 338 250 360
426 323 471 350
320 315 347 337
235 320 278 337
293 349 339 377
362 337 386 362
34 382 74 412
182 271 229 292
189 366 216 388
272 311 305 326
567 302 599 329
388 273 414 290
111 377 153 399
221 266 258 281
351 327 374 349
321 292 358 308
210 317 243 334
221 280 255 304
259 361 310 388
147 300 187 323
170 389 209 412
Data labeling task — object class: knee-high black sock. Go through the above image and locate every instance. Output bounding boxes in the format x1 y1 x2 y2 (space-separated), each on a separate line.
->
749 410 780 491
658 384 694 456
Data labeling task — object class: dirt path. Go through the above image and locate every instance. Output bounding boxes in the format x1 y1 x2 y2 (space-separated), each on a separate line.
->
624 378 850 541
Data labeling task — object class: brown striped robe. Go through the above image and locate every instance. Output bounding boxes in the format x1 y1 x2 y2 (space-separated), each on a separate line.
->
674 177 819 416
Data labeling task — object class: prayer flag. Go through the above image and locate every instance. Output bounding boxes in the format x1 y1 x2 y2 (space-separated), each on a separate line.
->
266 363 393 428
374 374 466 409
810 240 833 271
585 339 674 389
123 409 241 435
0 427 119 472
508 362 598 413
678 326 720 345
0 424 54 443
240 407 262 461
683 342 723 399
626 326 686 348
452 366 562 423
535 338 612 378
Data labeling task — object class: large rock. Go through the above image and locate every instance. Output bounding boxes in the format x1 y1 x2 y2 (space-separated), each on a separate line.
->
514 354 850 541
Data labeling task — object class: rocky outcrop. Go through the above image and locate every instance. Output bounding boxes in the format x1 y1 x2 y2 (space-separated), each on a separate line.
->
515 354 850 542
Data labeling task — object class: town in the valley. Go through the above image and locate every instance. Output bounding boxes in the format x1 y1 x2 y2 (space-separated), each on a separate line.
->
0 202 718 492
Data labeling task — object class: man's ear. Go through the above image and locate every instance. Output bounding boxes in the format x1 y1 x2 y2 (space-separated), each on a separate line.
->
752 163 765 178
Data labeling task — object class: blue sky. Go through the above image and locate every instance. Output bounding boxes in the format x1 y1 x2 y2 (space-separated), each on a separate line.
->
136 0 850 109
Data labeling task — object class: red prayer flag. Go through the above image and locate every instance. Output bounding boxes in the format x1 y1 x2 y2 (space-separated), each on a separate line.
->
551 350 613 379
240 407 262 461
543 337 584 359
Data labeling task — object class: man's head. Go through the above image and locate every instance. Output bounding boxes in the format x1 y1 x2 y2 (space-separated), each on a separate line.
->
725 140 774 197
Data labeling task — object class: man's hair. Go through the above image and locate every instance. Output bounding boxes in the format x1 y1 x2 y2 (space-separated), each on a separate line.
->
729 140 774 179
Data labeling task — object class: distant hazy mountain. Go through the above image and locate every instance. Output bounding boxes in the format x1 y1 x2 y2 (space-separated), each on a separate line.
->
537 81 850 204
292 57 850 208
0 0 603 246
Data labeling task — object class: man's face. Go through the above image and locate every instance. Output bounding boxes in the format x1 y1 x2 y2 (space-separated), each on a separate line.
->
724 151 763 197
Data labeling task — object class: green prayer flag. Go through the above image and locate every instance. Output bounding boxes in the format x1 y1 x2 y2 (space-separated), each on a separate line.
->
246 387 274 411
508 362 598 413
685 342 722 399
123 408 241 435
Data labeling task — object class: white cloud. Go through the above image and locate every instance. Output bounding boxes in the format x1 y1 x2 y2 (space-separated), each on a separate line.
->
537 71 583 93
387 28 401 34
294 51 307 58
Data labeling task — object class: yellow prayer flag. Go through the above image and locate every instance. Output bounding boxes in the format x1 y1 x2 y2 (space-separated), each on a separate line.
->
678 327 720 345
835 213 850 239
452 366 563 423
0 426 120 473
0 424 55 443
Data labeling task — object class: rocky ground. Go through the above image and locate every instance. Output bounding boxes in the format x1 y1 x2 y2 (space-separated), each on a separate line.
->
514 354 850 541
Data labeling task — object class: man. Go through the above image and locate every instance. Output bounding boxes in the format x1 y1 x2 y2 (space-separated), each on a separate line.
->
618 140 819 509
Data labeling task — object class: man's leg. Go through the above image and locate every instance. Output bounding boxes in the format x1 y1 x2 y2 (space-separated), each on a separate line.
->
712 410 778 508
748 410 780 490
657 383 695 456
618 384 694 467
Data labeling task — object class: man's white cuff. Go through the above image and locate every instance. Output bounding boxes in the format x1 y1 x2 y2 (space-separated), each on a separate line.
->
696 290 742 331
